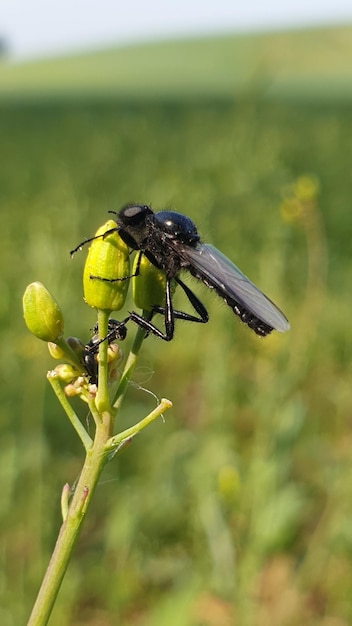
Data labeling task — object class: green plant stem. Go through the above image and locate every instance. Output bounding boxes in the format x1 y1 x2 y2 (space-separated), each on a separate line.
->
95 309 112 414
28 312 165 625
47 373 92 450
106 397 173 451
112 310 151 413
27 422 110 626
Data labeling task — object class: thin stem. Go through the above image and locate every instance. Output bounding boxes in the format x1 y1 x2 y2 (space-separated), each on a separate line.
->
27 424 110 626
28 310 164 625
95 309 112 414
106 397 173 451
112 310 151 414
47 373 92 451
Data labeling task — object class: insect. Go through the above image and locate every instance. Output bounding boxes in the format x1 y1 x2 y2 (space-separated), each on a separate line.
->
83 318 128 384
72 204 290 341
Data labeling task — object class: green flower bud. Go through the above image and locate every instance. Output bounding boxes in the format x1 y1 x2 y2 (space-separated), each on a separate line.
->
132 254 176 312
54 363 78 383
48 341 65 359
64 383 80 397
83 220 130 311
107 342 123 365
23 282 64 342
48 337 85 372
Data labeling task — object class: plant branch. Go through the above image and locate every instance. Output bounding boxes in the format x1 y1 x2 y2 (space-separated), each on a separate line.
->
95 309 112 414
47 372 92 451
27 424 110 626
106 397 173 451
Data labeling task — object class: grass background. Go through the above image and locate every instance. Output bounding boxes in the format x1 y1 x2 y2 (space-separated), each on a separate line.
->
1 25 352 625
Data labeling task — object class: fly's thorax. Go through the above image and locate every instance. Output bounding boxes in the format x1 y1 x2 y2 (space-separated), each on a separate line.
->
143 230 185 277
153 210 199 244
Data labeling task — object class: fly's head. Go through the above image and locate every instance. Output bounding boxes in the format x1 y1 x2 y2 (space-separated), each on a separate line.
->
115 204 154 250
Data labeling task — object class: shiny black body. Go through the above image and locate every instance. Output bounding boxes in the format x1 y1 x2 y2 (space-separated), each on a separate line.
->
109 204 290 340
72 203 289 342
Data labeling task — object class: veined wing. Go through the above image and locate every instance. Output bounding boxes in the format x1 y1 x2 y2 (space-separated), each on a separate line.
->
182 243 290 333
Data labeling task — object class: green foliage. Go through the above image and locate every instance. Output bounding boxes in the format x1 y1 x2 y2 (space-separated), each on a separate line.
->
1 95 352 625
1 24 352 102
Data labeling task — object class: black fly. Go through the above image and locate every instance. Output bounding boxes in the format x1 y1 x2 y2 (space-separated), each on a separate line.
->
72 204 290 341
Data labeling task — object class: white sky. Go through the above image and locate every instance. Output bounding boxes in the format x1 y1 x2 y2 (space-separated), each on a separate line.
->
1 0 352 60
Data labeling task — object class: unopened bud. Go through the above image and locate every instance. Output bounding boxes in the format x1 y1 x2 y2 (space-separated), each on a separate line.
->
54 363 78 383
48 342 65 359
83 220 130 311
107 341 123 365
64 383 80 397
132 254 176 311
23 282 64 342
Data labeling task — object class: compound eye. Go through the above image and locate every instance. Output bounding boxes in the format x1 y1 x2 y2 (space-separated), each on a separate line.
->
119 204 153 226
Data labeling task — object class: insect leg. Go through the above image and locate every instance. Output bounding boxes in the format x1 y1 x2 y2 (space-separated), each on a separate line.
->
83 318 129 383
90 251 143 282
128 278 175 341
152 276 209 324
70 227 119 256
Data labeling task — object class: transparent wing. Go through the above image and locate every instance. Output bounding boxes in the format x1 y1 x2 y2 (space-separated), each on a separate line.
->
182 243 290 333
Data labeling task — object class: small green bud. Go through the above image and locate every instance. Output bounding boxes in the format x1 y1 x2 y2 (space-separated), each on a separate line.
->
54 363 78 383
48 337 85 372
23 282 64 342
107 341 123 364
48 342 65 359
64 383 81 397
83 220 130 311
64 376 89 398
132 254 176 311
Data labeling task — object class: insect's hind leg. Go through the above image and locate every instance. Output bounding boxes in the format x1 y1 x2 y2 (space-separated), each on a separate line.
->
128 278 175 341
127 276 210 341
153 276 209 324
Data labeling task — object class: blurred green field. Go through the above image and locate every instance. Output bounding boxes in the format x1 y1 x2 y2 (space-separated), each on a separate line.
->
1 24 352 102
1 29 352 626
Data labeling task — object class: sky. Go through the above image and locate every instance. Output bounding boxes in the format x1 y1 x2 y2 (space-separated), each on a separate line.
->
1 0 352 60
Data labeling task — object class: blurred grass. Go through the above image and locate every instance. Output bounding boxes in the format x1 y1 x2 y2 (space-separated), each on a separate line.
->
1 24 352 102
1 92 352 625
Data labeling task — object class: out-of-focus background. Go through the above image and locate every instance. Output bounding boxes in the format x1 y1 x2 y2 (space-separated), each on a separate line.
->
1 2 352 624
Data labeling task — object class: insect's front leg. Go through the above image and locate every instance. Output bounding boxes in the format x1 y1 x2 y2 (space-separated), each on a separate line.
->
90 251 143 282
